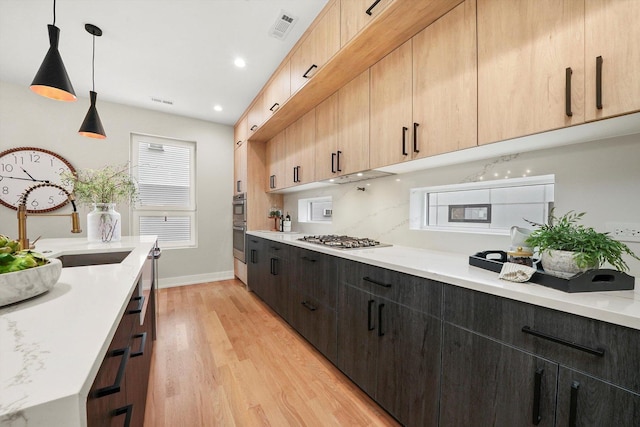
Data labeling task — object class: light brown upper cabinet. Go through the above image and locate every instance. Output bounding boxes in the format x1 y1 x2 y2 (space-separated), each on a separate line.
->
234 115 248 149
370 0 476 169
337 70 370 177
247 93 265 135
584 0 640 121
266 131 286 192
290 0 340 94
341 0 394 47
477 0 585 145
316 70 370 181
285 109 316 187
263 62 291 117
233 138 247 195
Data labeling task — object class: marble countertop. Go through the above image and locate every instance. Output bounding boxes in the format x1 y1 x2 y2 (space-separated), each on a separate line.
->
248 231 640 330
0 236 157 427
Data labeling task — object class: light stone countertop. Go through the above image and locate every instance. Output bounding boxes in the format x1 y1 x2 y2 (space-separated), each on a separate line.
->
0 236 157 427
248 231 640 331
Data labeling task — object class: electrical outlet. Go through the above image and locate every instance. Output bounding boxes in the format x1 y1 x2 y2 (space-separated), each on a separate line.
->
605 222 640 243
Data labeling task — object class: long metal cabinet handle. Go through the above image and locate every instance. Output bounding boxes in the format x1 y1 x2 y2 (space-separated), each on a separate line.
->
569 381 580 427
131 332 147 358
596 56 603 109
269 102 280 112
250 249 257 264
367 299 375 331
237 180 241 192
113 404 133 427
270 258 276 275
377 303 385 336
94 346 131 397
301 301 317 311
413 122 419 153
302 64 318 78
337 150 342 172
565 67 573 117
363 276 392 288
365 0 382 15
250 125 258 132
532 368 543 425
331 152 336 173
402 126 408 156
521 326 605 357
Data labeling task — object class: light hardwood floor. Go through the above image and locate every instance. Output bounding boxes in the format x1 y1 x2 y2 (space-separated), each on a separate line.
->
143 279 400 427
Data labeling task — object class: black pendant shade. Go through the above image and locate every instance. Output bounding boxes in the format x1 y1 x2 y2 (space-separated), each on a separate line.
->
78 91 106 139
79 24 106 139
30 24 77 101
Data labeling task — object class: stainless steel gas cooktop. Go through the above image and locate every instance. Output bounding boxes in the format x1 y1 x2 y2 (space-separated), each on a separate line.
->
298 235 391 249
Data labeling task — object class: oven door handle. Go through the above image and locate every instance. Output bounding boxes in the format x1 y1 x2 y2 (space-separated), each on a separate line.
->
233 225 246 231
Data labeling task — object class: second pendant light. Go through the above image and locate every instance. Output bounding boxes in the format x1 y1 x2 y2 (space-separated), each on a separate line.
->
79 23 106 139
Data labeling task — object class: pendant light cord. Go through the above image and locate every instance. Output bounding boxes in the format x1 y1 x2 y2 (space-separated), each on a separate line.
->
52 0 56 25
91 35 96 91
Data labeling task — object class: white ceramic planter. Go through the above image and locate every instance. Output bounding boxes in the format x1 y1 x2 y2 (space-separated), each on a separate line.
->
541 249 597 279
0 258 62 307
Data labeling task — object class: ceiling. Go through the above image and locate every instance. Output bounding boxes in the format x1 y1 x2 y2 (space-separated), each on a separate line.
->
0 0 329 126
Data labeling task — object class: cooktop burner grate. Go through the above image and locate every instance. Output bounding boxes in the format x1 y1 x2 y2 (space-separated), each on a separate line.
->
298 235 391 249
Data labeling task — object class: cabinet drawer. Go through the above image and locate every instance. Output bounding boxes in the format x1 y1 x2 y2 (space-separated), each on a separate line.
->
265 240 290 259
337 259 442 317
443 285 640 393
292 247 337 309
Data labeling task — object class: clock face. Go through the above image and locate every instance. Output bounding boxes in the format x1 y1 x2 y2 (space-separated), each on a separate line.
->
0 147 76 213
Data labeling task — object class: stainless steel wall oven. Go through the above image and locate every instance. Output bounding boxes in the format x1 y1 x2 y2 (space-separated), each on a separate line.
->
233 193 246 262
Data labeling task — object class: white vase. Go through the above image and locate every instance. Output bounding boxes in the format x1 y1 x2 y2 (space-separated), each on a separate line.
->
87 203 121 242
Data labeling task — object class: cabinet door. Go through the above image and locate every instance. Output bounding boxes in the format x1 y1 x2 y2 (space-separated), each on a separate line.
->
266 131 286 191
290 1 340 93
369 40 412 169
477 0 585 145
234 115 247 148
247 237 267 297
263 61 291 117
337 283 378 397
337 69 370 175
315 92 339 181
556 367 640 427
341 0 394 46
285 109 316 187
376 300 441 427
412 0 477 158
247 93 264 135
585 0 640 121
233 140 247 195
440 324 558 427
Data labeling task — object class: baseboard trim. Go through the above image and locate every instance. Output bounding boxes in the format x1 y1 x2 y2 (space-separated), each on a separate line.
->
158 270 235 289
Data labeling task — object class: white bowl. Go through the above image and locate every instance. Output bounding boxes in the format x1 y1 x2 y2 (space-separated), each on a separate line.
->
0 258 62 307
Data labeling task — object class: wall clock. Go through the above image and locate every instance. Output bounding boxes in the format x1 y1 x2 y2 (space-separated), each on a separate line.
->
0 147 76 213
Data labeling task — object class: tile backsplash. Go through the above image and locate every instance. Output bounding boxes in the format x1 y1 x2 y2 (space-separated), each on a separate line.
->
283 133 640 277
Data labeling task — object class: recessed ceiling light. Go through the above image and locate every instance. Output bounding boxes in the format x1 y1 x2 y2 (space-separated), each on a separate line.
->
234 58 246 68
213 105 223 112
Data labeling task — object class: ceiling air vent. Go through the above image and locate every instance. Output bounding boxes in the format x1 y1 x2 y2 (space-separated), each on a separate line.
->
269 10 297 40
151 97 173 106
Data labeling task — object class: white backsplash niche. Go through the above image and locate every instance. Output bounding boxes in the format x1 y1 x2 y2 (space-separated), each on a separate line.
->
283 133 640 278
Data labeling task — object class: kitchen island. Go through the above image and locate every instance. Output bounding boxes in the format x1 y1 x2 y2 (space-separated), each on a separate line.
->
0 236 157 427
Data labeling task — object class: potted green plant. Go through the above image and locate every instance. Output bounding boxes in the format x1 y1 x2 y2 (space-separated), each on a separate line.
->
62 164 138 242
525 210 639 278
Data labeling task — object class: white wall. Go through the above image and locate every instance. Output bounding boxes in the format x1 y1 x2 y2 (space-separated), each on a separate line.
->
0 80 234 285
284 133 640 278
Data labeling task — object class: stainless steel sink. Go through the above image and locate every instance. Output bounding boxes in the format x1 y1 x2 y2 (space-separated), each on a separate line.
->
57 251 132 268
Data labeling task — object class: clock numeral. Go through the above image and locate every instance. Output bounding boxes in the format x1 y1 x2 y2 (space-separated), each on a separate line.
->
48 196 55 205
1 163 14 173
30 154 41 163
30 199 39 208
2 186 8 195
11 154 24 165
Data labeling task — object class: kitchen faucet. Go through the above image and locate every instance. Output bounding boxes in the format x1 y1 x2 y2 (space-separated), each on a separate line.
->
17 183 82 250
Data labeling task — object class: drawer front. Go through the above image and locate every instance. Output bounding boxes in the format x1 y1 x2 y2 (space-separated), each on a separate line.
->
292 247 338 309
337 258 442 317
266 240 290 259
443 284 640 393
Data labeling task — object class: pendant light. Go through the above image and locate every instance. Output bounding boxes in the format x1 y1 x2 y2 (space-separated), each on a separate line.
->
30 0 76 101
78 23 106 139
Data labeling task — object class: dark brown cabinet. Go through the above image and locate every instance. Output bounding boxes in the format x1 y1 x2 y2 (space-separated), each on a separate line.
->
247 237 289 319
87 248 158 427
442 284 640 427
336 260 442 427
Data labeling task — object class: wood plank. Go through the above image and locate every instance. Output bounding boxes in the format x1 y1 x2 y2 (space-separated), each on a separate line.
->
144 280 400 427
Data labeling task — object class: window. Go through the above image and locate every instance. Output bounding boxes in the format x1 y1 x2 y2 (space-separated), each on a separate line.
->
410 175 554 233
298 196 332 223
131 134 196 248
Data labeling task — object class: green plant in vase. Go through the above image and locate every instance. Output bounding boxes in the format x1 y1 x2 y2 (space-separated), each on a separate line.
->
525 210 639 278
62 164 138 242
